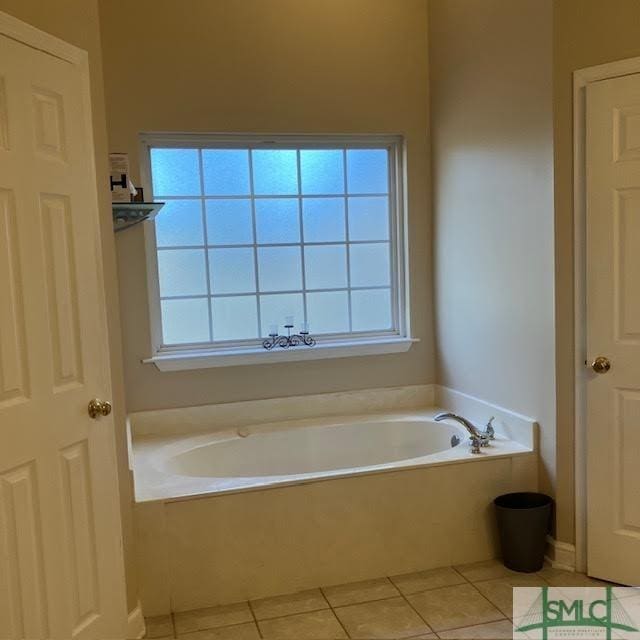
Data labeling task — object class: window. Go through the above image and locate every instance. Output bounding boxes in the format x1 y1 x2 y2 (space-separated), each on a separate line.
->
141 134 412 369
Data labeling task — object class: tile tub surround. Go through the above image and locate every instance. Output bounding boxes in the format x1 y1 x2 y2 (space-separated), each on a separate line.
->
130 386 538 615
129 385 438 438
128 384 538 445
143 560 608 639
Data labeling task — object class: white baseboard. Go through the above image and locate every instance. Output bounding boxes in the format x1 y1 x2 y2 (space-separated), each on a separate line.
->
127 600 145 639
545 536 576 571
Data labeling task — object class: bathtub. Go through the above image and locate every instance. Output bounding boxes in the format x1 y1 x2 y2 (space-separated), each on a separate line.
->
133 413 529 502
166 417 464 477
130 385 538 614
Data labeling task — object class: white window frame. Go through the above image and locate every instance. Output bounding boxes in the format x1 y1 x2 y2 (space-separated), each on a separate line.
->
139 132 415 370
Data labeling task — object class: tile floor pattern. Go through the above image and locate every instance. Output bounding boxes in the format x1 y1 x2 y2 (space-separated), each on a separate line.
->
144 560 611 640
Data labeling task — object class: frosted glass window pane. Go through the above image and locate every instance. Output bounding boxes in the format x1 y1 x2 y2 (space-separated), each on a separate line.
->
351 289 392 331
255 199 300 244
349 243 390 287
252 150 298 195
157 249 207 296
346 149 388 194
304 245 347 290
300 150 344 195
202 149 250 195
302 198 345 242
306 291 349 334
258 246 302 292
211 296 258 340
259 293 304 336
209 248 256 294
150 148 201 196
205 199 253 245
155 199 204 247
348 196 389 241
161 298 209 344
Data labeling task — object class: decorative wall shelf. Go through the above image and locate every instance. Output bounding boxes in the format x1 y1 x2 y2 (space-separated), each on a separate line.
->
112 202 164 232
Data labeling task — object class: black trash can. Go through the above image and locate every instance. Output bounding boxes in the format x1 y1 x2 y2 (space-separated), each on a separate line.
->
494 492 553 572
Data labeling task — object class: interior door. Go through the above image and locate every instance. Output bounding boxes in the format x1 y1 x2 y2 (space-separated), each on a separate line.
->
586 72 640 586
0 17 127 640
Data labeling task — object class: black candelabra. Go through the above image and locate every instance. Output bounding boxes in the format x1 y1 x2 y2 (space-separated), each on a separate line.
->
262 322 316 350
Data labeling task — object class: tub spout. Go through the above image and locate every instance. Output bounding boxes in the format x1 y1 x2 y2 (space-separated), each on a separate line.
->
434 412 490 454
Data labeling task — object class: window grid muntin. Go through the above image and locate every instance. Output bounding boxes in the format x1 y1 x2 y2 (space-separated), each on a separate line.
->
146 138 403 349
155 193 390 200
387 149 400 334
156 239 390 250
158 284 392 300
247 150 262 339
342 149 353 331
296 150 309 329
196 149 215 342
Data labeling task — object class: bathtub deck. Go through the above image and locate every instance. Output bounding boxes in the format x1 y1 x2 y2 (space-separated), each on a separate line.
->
132 409 533 503
143 560 613 639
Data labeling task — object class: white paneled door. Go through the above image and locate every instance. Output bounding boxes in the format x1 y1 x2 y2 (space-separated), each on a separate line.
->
586 72 640 586
0 14 127 640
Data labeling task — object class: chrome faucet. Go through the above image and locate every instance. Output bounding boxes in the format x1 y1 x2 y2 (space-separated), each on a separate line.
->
434 412 495 454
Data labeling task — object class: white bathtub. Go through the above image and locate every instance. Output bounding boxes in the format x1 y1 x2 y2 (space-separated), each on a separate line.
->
133 413 530 502
167 418 464 477
130 387 539 614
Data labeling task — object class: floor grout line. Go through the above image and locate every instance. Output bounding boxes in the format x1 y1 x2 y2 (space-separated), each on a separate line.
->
384 573 465 635
457 579 509 623
322 590 352 640
431 616 513 634
170 611 177 639
459 573 554 624
329 607 352 638
330 593 404 610
394 584 436 635
177 619 263 638
247 599 264 639
321 585 355 639
251 604 332 622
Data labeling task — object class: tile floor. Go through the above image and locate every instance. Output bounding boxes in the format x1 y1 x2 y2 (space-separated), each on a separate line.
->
144 560 611 640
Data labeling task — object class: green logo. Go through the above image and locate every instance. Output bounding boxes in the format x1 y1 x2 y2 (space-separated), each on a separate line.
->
516 586 638 639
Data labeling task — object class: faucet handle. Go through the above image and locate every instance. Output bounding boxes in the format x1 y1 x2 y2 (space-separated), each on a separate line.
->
484 417 496 439
469 436 482 454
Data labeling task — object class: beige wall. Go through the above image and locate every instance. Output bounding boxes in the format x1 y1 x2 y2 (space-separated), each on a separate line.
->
553 0 640 543
98 0 434 412
429 1 558 523
14 0 639 613
0 0 138 612
11 0 633 597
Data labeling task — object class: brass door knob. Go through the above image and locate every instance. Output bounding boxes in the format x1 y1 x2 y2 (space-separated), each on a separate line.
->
591 356 611 374
88 398 112 419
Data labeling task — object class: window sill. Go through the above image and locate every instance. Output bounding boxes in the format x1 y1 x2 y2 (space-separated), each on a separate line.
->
143 337 418 371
